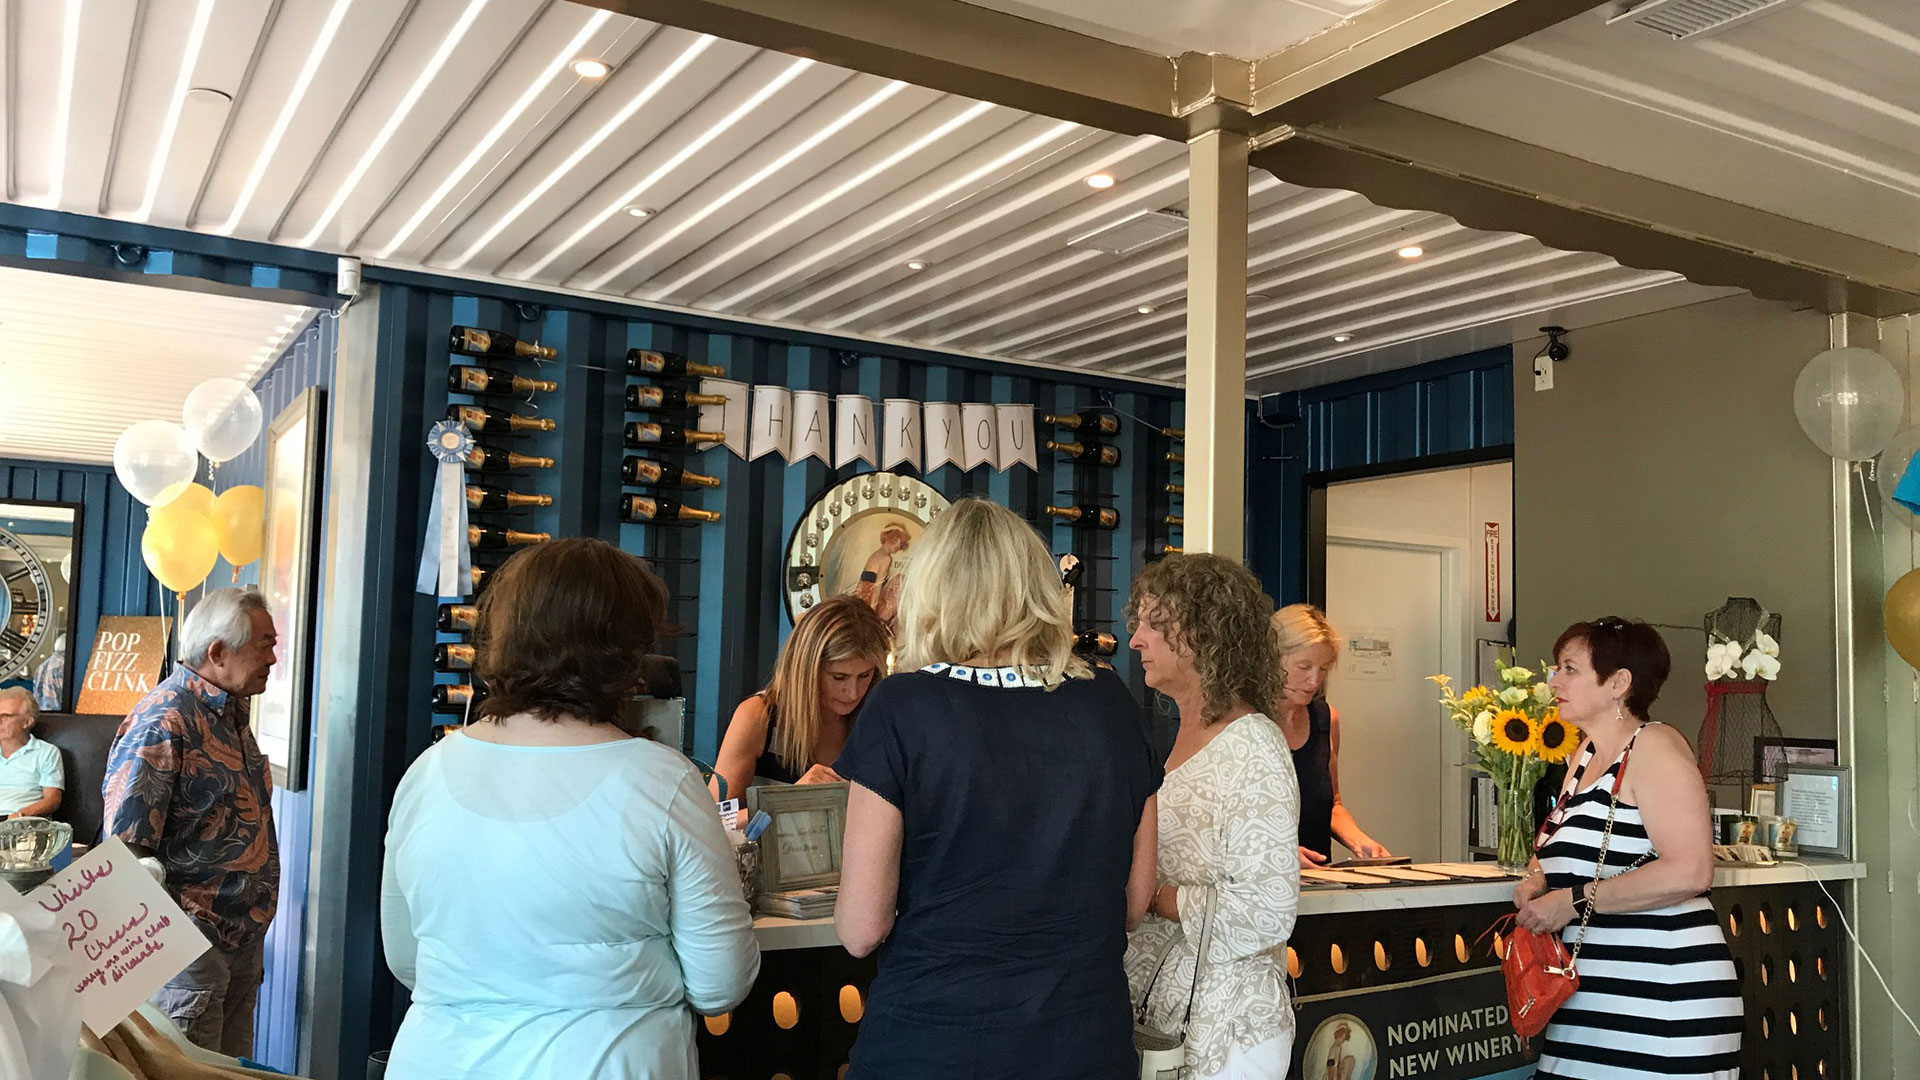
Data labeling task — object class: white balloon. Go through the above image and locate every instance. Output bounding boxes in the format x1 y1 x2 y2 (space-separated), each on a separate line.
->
112 421 199 506
182 377 264 463
60 552 70 581
1876 426 1920 531
1793 347 1904 461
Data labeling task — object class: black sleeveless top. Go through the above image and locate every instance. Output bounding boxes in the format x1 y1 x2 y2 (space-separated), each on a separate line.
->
1291 698 1336 858
752 695 802 785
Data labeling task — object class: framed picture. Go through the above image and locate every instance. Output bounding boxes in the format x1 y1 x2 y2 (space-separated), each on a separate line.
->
746 782 851 892
0 499 81 711
251 387 326 790
1751 736 1838 785
1779 765 1851 858
781 473 951 629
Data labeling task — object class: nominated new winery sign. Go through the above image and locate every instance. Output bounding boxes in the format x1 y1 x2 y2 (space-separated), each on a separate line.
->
1290 968 1534 1080
75 616 171 714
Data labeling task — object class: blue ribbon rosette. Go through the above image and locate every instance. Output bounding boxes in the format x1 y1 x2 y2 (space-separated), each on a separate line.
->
415 420 475 597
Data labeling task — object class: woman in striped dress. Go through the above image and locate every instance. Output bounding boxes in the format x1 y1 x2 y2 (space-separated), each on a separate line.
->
1513 617 1742 1080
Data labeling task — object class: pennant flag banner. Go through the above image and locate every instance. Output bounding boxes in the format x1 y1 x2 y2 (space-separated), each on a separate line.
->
835 395 877 468
995 404 1037 472
792 391 831 465
883 398 922 472
923 403 963 471
700 378 750 459
961 403 998 471
750 386 792 461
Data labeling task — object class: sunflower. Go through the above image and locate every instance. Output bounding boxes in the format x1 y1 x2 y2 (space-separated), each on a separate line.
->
1463 685 1497 709
1535 709 1579 763
1490 708 1539 756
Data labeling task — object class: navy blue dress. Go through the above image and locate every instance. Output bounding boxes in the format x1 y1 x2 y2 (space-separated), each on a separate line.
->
834 664 1162 1080
1291 698 1336 860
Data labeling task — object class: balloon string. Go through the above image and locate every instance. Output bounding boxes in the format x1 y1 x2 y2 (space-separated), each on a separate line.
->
1858 463 1877 533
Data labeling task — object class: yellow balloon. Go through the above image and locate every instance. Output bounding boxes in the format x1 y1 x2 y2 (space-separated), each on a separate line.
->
1886 568 1920 669
151 481 215 519
210 485 266 569
142 505 219 594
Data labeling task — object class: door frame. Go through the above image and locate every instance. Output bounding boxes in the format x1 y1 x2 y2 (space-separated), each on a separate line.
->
1324 527 1472 860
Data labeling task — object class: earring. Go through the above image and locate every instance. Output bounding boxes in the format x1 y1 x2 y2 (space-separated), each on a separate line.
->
1614 701 1625 723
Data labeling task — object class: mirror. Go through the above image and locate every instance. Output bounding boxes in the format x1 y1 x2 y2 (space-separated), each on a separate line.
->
0 500 79 711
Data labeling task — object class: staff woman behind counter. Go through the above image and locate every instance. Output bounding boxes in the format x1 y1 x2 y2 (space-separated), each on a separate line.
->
1272 605 1391 867
710 595 890 800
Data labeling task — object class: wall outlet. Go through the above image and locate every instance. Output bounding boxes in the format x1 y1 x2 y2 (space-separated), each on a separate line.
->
1533 355 1554 392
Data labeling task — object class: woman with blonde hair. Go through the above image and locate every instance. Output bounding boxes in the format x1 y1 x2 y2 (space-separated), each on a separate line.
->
835 498 1161 1080
1126 555 1299 1080
711 594 890 800
1272 604 1390 867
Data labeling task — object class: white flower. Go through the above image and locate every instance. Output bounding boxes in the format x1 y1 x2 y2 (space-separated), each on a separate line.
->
1740 649 1781 680
1499 686 1530 706
1473 712 1494 746
1532 682 1554 704
1755 630 1780 658
1705 640 1743 680
1502 666 1534 686
1705 657 1732 680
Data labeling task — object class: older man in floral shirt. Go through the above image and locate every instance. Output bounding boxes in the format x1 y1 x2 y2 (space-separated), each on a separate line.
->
103 588 280 1056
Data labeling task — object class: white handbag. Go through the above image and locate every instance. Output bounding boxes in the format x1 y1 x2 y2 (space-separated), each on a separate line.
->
1133 885 1218 1080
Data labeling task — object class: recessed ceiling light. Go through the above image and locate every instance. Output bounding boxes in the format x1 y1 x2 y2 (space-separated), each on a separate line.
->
1333 333 1354 343
1397 245 1424 259
1137 304 1155 315
572 59 611 78
1084 173 1116 190
905 259 928 271
624 206 655 218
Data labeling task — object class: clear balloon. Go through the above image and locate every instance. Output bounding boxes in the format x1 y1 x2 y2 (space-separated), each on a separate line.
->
1874 427 1920 531
1793 347 1904 461
113 421 199 506
141 504 219 595
210 485 266 569
182 378 264 463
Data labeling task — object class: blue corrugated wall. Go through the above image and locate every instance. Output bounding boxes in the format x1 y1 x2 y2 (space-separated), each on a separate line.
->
1247 346 1515 604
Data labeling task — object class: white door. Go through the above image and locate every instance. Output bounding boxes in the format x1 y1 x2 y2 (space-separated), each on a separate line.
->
1323 538 1455 861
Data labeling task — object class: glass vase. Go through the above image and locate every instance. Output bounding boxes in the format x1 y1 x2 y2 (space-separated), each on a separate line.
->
1496 780 1536 874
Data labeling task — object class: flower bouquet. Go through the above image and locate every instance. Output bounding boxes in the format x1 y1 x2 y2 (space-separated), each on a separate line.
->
1430 661 1581 872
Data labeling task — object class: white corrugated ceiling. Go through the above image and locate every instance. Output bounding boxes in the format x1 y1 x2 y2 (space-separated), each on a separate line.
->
0 265 315 463
0 0 1704 393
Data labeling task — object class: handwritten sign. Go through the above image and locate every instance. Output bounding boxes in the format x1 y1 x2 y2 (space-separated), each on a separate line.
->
775 810 836 877
75 616 171 714
27 837 210 1035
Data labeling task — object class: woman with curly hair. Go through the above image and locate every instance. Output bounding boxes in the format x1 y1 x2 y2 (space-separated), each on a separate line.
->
1124 554 1300 1080
833 498 1161 1079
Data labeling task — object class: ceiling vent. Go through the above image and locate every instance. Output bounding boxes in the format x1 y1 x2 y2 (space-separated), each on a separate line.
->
1606 0 1802 40
1068 210 1188 256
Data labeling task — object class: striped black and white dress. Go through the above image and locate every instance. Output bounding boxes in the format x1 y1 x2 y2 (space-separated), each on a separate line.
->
1534 731 1743 1079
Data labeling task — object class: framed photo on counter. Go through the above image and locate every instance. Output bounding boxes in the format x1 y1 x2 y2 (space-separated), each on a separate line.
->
747 782 851 892
1779 765 1850 858
1751 736 1837 785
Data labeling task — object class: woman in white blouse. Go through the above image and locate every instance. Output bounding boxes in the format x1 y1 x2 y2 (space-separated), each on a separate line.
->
1124 553 1300 1080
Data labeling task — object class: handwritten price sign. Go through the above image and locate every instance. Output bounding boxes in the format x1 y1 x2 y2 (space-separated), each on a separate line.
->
28 837 211 1035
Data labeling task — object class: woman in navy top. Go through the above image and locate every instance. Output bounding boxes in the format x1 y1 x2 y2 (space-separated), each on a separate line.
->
835 498 1162 1080
1271 604 1390 867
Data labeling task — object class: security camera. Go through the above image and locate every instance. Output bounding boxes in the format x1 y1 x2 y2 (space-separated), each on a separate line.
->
1540 326 1570 363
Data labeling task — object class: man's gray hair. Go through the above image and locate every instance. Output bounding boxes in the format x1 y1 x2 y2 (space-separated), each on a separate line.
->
179 588 272 667
0 685 38 719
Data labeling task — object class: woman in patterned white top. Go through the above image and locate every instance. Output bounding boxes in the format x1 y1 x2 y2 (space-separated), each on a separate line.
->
1124 554 1301 1080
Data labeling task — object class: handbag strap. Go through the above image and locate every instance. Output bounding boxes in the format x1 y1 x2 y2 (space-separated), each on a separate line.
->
1134 883 1218 1029
1566 724 1650 966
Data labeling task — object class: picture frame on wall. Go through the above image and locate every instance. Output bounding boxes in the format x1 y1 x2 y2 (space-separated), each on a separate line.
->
251 387 326 790
1751 736 1838 785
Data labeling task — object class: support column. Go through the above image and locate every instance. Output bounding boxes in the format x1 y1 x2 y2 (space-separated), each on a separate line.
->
1183 129 1250 558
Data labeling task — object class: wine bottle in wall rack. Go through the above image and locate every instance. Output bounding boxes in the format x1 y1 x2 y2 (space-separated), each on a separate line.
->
1046 440 1121 467
626 385 730 412
1164 515 1183 527
468 525 550 550
463 443 554 473
1164 483 1184 496
1163 427 1185 439
1044 504 1120 530
465 484 553 511
434 643 477 672
431 683 479 713
1043 412 1120 436
1166 451 1185 464
448 326 557 360
469 565 490 592
438 604 479 633
625 421 726 450
447 403 555 435
1162 545 1183 555
448 365 558 397
620 495 722 524
1072 629 1119 657
625 349 726 378
623 457 722 489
